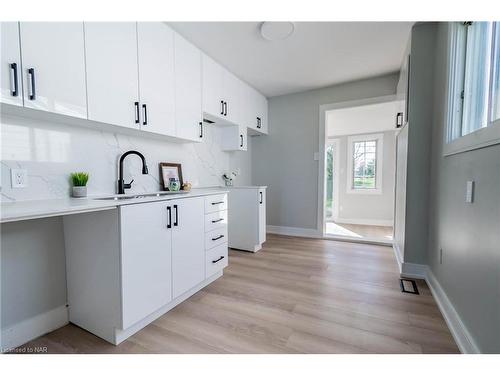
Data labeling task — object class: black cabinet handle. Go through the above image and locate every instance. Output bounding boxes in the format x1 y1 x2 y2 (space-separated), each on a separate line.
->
259 191 263 204
28 68 36 100
134 102 140 124
212 256 225 264
396 112 403 128
211 201 225 205
220 100 224 115
256 116 261 129
224 101 227 116
240 134 244 148
10 63 19 97
173 204 178 226
212 234 224 241
199 122 203 138
142 104 148 125
211 218 224 223
166 206 172 228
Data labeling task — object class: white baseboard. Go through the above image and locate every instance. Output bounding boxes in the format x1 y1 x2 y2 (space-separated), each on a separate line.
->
392 243 403 273
1 305 68 351
266 225 320 238
333 218 394 226
425 268 480 354
401 262 428 279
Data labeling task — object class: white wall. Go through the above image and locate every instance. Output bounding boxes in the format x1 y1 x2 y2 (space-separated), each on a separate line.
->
252 73 399 231
332 130 396 225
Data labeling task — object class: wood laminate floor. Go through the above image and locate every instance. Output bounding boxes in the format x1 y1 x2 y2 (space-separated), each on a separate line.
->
325 222 393 241
15 234 459 354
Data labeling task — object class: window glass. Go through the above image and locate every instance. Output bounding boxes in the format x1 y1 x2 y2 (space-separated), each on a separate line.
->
491 24 500 122
461 22 493 136
352 140 377 189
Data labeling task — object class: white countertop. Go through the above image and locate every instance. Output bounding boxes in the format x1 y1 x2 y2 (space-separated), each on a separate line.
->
0 188 228 224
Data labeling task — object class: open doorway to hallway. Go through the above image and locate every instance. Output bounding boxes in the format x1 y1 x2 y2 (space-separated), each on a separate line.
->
322 99 398 244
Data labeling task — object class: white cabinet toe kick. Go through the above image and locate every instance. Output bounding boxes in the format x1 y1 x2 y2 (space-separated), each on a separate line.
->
63 193 228 345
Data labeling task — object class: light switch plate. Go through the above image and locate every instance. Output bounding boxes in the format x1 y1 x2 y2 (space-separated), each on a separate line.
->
465 180 474 203
313 152 319 161
11 168 28 188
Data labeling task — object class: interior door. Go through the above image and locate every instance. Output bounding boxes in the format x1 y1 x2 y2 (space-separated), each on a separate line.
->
120 201 172 329
137 22 176 136
0 22 23 107
85 22 140 128
171 197 205 298
174 32 202 141
19 22 87 118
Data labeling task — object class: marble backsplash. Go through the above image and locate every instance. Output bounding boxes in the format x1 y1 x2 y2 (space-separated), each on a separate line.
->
0 114 252 202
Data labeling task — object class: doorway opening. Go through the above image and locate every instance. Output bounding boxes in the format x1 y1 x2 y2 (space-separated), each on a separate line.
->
319 96 399 245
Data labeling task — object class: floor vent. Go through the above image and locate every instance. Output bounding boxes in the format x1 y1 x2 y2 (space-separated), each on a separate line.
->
399 278 419 295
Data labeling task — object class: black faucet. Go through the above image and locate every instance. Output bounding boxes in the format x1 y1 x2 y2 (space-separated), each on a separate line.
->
117 150 149 194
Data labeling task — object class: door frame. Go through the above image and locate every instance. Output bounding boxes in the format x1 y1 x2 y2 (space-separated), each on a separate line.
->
317 94 397 237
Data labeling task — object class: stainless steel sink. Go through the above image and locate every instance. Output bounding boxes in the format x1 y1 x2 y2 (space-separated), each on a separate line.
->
93 191 189 201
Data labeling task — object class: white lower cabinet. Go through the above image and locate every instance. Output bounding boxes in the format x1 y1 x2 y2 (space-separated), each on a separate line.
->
227 186 267 252
171 197 205 298
63 193 227 345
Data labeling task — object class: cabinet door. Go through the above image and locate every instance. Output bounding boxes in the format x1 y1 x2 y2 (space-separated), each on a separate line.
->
85 22 140 129
1 22 23 107
137 22 176 136
19 22 87 118
171 197 205 298
258 189 266 244
258 94 269 134
221 124 247 151
120 201 172 329
174 32 202 141
223 71 242 125
202 54 225 119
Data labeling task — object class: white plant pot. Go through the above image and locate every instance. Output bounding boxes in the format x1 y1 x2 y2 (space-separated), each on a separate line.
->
72 186 87 198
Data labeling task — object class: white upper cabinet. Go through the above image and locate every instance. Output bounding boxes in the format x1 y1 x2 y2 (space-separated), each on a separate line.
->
171 197 205 298
174 32 203 142
202 54 225 119
221 124 248 151
0 22 23 107
222 70 243 125
137 23 176 136
18 22 87 118
84 22 140 129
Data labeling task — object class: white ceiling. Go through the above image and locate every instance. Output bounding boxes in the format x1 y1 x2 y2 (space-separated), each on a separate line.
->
327 101 400 137
169 22 413 98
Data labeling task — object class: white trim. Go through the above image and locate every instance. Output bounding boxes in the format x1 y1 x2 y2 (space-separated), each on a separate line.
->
426 268 481 354
392 243 403 273
1 305 68 352
333 218 393 226
325 138 340 222
267 225 320 239
400 262 428 279
443 121 500 156
317 94 397 237
346 133 384 195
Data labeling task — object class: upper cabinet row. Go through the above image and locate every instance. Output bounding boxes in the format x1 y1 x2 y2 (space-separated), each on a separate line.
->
0 22 267 144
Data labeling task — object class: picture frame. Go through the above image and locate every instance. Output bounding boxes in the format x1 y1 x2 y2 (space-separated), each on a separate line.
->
159 163 183 191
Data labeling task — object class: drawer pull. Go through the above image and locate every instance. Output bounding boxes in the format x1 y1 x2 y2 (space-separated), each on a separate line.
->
212 256 225 264
211 201 225 205
211 218 224 223
212 234 224 241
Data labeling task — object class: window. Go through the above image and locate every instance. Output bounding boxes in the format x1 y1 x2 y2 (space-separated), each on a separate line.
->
353 140 377 189
446 22 500 155
347 133 383 194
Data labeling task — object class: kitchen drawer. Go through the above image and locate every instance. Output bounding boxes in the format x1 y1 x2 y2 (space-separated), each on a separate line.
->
205 226 228 250
204 194 227 213
205 210 227 233
205 243 228 278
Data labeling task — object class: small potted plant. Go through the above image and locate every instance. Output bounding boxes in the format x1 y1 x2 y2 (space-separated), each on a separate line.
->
70 172 89 198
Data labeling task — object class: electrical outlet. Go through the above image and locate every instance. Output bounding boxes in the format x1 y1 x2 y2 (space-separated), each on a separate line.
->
439 248 443 265
11 168 28 188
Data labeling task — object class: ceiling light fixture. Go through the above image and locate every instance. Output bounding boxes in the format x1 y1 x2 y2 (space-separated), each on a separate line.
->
260 22 295 41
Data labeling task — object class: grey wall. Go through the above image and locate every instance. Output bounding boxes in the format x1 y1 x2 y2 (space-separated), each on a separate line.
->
252 73 399 230
1 217 67 328
426 23 500 353
334 130 396 224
